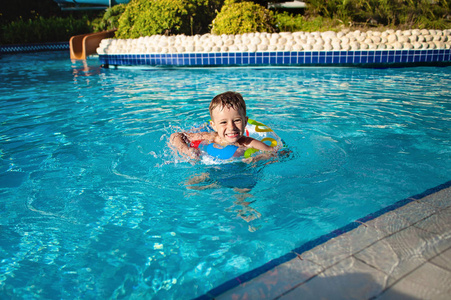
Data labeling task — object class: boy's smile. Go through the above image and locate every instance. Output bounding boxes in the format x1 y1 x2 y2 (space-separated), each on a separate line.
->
210 105 248 144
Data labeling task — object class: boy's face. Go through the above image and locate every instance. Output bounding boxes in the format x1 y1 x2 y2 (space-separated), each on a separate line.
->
210 105 248 144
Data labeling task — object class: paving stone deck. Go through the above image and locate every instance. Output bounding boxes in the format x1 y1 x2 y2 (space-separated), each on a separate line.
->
216 185 451 299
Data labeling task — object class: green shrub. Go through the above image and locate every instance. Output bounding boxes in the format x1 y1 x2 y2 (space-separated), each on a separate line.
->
116 0 222 39
116 0 185 38
305 0 450 29
211 1 275 35
0 15 91 44
274 12 306 32
395 0 450 29
0 0 62 25
189 0 224 34
305 0 353 21
92 4 126 32
274 12 343 32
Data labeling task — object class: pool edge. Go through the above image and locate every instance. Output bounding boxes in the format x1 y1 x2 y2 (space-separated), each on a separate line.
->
195 180 451 299
99 49 451 69
0 42 70 54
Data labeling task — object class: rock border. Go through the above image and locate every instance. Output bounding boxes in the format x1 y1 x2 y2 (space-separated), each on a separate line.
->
97 29 451 55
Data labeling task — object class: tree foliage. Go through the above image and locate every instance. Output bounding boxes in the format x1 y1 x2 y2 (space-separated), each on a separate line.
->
2 0 449 44
0 0 62 25
211 1 275 34
305 0 450 28
274 12 342 33
92 4 127 32
1 16 91 44
115 0 222 39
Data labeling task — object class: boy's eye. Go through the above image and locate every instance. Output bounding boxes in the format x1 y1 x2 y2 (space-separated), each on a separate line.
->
234 119 241 123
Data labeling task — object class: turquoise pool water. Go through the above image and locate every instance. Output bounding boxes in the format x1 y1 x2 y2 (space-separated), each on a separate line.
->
0 52 450 299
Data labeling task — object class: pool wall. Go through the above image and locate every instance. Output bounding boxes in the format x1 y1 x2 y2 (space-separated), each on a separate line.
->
0 42 69 54
99 49 451 68
97 29 451 68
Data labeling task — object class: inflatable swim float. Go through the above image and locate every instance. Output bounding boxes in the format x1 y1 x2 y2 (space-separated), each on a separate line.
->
190 119 283 161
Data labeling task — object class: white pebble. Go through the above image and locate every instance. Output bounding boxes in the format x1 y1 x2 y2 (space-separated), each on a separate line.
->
96 28 451 56
248 44 257 52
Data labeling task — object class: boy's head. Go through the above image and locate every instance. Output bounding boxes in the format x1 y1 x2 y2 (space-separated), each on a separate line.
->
209 91 246 120
209 92 248 144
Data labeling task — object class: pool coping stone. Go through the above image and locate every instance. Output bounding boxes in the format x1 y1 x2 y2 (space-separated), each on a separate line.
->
195 180 451 299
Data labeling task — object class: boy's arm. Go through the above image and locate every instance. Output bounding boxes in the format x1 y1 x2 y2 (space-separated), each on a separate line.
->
170 131 212 160
170 132 199 159
246 137 277 152
242 137 281 163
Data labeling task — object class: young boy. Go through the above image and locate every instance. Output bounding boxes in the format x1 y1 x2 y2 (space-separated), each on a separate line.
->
170 91 276 160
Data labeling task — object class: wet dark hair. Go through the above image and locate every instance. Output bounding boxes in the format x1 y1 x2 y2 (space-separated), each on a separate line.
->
209 91 246 118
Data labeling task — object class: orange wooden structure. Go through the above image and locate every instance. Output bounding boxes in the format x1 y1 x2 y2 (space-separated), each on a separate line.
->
70 29 116 60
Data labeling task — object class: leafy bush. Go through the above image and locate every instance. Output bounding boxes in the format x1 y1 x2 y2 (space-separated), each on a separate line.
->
395 0 450 29
305 0 352 20
189 0 225 34
273 12 306 32
0 0 62 25
0 16 91 44
305 0 450 29
274 12 342 32
211 0 275 34
116 0 222 39
92 4 127 32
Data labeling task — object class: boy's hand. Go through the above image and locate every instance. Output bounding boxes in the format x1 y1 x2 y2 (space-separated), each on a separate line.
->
170 132 201 160
186 147 201 160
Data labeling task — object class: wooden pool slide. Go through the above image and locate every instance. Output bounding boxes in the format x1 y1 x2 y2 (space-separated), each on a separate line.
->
70 30 116 60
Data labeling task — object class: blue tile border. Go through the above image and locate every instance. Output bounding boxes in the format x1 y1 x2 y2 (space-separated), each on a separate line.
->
99 49 451 68
0 42 69 54
194 180 451 300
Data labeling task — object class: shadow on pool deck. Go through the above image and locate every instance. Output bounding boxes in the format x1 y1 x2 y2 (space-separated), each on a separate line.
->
212 183 451 299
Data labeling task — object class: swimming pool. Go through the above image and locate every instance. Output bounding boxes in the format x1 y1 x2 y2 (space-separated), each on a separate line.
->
0 51 450 299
